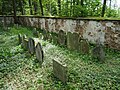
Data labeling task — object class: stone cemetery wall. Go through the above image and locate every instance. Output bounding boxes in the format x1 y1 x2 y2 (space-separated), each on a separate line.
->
0 16 14 25
0 16 120 50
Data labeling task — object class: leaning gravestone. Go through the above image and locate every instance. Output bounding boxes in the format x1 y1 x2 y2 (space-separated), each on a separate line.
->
28 38 40 55
79 39 89 54
35 42 44 65
58 30 66 46
18 33 22 44
67 32 79 51
92 44 105 62
53 59 67 84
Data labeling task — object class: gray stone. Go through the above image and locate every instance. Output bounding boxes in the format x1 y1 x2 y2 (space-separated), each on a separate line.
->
18 34 22 44
58 30 66 46
35 42 44 64
67 32 80 51
79 39 89 54
21 34 27 48
28 38 35 54
92 44 105 62
53 59 67 84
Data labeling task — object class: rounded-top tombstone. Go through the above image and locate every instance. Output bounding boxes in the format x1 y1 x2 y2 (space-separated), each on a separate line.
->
35 42 44 64
28 38 35 55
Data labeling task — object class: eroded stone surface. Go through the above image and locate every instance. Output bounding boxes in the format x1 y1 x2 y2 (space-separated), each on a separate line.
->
53 59 67 84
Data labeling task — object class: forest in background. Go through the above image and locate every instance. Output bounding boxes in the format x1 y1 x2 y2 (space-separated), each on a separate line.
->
0 0 120 18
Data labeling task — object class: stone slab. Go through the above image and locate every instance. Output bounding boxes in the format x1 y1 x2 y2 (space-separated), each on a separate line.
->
53 59 67 84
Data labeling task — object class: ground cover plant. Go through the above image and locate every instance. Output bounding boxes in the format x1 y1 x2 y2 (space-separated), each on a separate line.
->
0 26 120 90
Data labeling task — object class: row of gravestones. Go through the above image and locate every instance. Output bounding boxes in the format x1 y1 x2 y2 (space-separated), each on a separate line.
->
33 29 105 61
18 28 105 84
33 29 90 54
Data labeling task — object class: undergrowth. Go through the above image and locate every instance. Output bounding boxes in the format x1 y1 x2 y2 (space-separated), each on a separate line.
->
0 26 120 90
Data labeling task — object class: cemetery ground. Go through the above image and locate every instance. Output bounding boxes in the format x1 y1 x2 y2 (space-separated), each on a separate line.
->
0 26 120 90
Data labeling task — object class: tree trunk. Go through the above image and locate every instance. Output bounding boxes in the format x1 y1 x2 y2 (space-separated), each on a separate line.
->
101 0 107 17
81 0 84 17
33 1 38 15
58 0 61 15
28 0 33 15
39 0 44 16
19 0 24 15
12 0 17 24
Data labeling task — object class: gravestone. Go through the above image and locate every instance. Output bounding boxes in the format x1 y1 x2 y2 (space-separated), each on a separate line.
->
18 34 22 44
28 38 40 55
79 39 89 54
23 39 29 50
35 42 44 65
53 59 67 84
22 35 27 48
58 30 66 46
92 44 105 62
67 32 79 51
51 32 58 45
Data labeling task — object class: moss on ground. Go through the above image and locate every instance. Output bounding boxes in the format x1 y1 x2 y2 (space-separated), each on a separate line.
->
0 26 120 89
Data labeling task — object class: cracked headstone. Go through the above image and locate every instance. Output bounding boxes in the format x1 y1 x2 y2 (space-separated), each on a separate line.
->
79 39 89 54
53 59 67 84
58 30 66 46
35 42 44 65
67 32 79 51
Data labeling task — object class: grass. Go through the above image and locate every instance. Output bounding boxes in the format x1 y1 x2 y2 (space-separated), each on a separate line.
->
0 25 120 90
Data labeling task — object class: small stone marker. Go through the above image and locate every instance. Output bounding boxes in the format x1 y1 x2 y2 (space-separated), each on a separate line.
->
35 42 44 64
18 33 22 44
53 59 67 84
58 30 66 46
67 32 79 51
79 39 89 54
92 44 105 62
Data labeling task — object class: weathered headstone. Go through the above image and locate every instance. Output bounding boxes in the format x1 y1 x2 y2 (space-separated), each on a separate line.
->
23 39 29 50
28 38 40 55
67 32 80 51
51 32 58 45
92 45 105 62
79 39 89 54
58 30 66 46
18 33 22 44
53 59 67 84
35 42 44 65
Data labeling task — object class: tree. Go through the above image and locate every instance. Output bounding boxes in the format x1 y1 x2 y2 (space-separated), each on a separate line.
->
12 0 17 23
28 0 33 15
39 0 44 16
101 0 107 17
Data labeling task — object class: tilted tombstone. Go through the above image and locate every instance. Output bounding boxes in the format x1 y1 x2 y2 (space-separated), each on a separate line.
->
92 39 105 62
35 42 44 65
67 32 80 51
58 30 66 46
79 39 89 54
28 38 40 55
53 59 67 84
18 33 22 44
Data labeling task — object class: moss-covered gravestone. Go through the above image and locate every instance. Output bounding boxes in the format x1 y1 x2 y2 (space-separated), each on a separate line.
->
58 30 66 46
35 42 44 65
18 33 22 44
79 39 89 54
67 32 79 51
92 44 105 62
51 32 58 45
53 59 67 84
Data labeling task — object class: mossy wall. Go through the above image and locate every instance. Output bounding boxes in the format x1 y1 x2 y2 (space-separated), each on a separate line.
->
0 16 120 50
